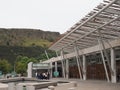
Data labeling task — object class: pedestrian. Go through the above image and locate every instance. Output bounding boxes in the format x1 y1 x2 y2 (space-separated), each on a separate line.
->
35 72 38 78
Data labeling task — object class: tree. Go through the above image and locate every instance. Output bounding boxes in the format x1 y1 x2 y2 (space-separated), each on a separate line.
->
15 56 38 76
15 62 26 75
0 59 12 74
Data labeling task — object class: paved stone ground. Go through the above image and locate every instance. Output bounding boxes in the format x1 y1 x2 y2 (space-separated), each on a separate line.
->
47 78 120 90
1 78 120 90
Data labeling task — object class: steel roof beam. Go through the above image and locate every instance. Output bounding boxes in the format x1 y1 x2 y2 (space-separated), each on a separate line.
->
49 0 117 50
58 16 120 50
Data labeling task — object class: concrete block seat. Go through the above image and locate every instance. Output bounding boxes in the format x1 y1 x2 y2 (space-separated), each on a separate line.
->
0 77 57 90
0 83 8 90
48 82 77 90
18 81 57 89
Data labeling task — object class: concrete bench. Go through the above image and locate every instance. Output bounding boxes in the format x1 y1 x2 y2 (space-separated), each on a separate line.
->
0 83 8 90
17 81 57 90
48 82 77 90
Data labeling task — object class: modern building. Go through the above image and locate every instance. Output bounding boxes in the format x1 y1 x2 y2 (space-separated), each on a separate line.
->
27 62 52 78
43 0 120 83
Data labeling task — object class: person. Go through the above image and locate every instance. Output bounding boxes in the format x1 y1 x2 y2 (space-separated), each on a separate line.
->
39 73 43 79
35 72 38 78
47 72 50 79
117 74 120 82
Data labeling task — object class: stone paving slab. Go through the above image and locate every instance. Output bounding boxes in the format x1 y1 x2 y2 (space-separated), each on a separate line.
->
0 83 8 88
49 78 120 90
1 78 120 90
0 83 8 90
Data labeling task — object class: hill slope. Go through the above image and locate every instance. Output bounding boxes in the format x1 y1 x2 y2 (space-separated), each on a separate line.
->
0 28 60 47
0 28 60 64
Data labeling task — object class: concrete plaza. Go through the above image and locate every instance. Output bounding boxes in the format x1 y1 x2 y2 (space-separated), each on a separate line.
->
49 78 120 90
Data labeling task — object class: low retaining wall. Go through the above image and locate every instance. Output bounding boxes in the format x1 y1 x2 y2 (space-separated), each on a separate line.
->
0 77 50 83
0 77 57 90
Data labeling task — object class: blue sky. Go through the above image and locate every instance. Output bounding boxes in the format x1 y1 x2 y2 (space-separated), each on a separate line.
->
0 0 103 34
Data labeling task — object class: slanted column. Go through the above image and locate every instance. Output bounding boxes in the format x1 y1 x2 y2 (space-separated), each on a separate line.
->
111 48 117 83
98 38 110 82
83 55 86 80
66 59 69 79
74 45 82 80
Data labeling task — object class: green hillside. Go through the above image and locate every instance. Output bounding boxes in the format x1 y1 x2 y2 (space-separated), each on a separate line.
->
0 28 60 64
22 38 51 47
0 28 60 47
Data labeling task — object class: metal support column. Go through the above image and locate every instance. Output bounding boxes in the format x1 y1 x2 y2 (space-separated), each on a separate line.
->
55 62 58 72
50 62 53 79
66 59 69 79
60 50 66 78
83 55 87 80
111 48 117 83
74 44 82 80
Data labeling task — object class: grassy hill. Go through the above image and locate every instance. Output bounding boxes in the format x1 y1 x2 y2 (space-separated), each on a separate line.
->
0 28 60 64
22 38 51 47
0 28 60 47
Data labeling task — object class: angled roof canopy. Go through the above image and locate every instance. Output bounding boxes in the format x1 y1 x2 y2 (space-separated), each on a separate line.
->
49 0 120 52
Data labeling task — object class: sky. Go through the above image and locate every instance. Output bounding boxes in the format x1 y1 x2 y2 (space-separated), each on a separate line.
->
0 0 103 34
